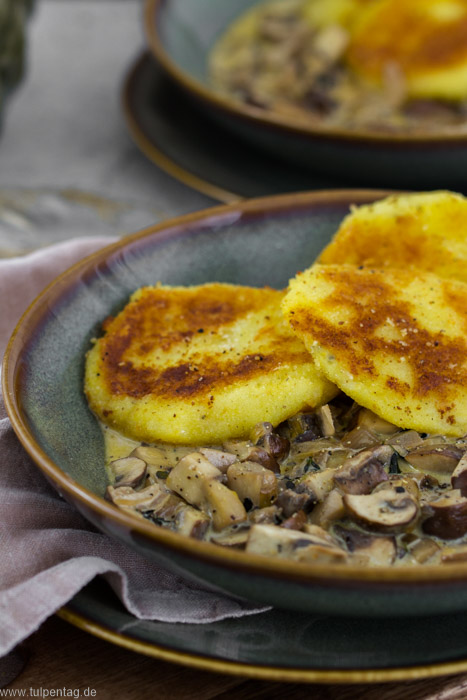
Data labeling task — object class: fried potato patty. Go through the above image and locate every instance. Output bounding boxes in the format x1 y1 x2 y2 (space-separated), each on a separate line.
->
282 264 467 436
319 191 467 284
85 283 337 444
346 0 467 100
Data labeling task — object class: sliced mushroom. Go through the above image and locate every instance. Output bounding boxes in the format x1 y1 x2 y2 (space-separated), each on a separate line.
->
108 456 147 488
387 430 424 456
341 426 381 450
333 445 392 495
405 444 464 474
210 524 250 547
106 484 167 512
316 404 335 437
246 445 280 472
422 490 467 539
226 460 277 508
308 489 345 529
297 467 336 502
250 423 290 461
441 545 467 563
222 439 252 461
246 523 347 563
344 487 419 532
281 509 307 530
451 454 467 496
357 408 400 436
198 447 237 472
175 506 210 539
334 526 397 566
401 533 440 564
166 453 222 508
249 504 281 525
275 487 314 518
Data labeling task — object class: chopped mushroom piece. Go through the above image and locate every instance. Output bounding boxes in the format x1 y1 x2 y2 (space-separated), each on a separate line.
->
341 426 380 450
387 431 424 455
402 534 440 563
175 507 210 539
333 446 391 495
344 487 419 532
405 445 464 474
297 467 336 502
441 545 467 563
357 408 400 436
334 526 397 566
276 487 314 517
166 453 222 508
198 447 237 471
422 490 467 539
250 505 281 524
308 489 346 529
226 460 277 508
202 479 247 531
281 510 307 530
106 484 168 512
451 454 467 496
316 404 335 437
246 524 347 563
108 456 147 488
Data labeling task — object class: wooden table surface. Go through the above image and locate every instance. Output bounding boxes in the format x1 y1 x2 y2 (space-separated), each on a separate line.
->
3 615 467 699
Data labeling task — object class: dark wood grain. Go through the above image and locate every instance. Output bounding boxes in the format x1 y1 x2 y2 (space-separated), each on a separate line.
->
6 616 467 699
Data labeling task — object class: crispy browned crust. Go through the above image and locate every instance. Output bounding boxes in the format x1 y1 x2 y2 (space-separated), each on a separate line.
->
287 267 467 424
97 284 311 402
348 3 467 80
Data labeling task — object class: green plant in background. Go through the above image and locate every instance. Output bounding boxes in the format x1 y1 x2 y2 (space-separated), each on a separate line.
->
0 0 33 95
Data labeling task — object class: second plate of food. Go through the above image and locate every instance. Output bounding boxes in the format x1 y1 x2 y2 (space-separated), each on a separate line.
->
4 189 467 617
144 0 467 187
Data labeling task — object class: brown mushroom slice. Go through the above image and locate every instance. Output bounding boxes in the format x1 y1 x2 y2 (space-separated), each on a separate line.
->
226 461 277 508
451 454 467 496
250 505 281 525
334 526 397 566
222 439 252 461
174 506 210 539
198 448 237 472
210 525 250 547
405 445 464 474
246 524 347 564
275 487 314 518
261 433 290 462
106 484 167 512
344 487 419 532
302 523 339 546
281 510 307 530
387 431 424 456
297 467 336 502
245 446 280 472
108 456 147 488
316 404 336 437
401 533 441 564
166 453 222 508
333 446 392 495
357 408 400 436
441 545 467 563
422 490 467 539
308 489 346 529
378 475 419 500
341 426 381 450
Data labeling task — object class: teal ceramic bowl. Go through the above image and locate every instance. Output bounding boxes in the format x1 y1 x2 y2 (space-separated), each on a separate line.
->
144 0 467 189
5 190 467 617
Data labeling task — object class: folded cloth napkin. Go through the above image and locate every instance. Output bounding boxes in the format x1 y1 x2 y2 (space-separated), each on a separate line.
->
0 237 268 662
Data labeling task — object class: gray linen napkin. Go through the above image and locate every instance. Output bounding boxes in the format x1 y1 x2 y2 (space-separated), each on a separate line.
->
0 237 268 660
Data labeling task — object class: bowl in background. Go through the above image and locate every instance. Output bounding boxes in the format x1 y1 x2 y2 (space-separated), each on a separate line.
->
144 0 467 189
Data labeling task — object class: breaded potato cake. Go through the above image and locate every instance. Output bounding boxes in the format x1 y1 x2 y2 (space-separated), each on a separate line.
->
346 0 467 100
282 264 467 436
319 191 467 284
85 283 337 444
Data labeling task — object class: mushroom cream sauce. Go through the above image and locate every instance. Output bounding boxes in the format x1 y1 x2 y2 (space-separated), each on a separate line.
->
87 191 467 567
